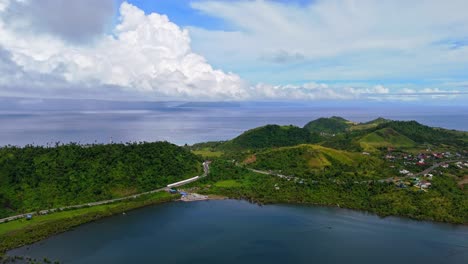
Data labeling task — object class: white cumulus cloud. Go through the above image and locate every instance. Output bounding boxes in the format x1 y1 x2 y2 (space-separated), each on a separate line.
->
0 1 248 100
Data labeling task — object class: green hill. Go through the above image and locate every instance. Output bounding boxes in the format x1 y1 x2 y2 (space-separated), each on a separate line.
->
377 121 467 146
0 142 202 218
323 119 467 151
351 117 391 131
221 125 319 150
249 144 384 179
304 116 353 134
358 127 416 151
193 117 467 154
364 117 391 125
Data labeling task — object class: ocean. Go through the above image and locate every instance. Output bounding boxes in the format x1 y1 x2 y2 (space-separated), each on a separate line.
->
0 102 466 146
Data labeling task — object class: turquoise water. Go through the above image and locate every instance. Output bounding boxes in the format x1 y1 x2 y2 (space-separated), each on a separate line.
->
9 200 468 263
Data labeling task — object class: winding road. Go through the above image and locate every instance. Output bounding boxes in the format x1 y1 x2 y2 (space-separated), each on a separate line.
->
245 159 467 185
414 160 462 176
0 161 210 224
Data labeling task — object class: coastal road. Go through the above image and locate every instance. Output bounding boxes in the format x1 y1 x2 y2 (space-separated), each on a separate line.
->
414 160 463 177
0 161 210 224
246 167 305 182
245 159 467 185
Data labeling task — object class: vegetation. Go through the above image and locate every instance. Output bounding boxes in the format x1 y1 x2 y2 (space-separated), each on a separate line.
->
190 141 226 152
188 117 468 224
249 144 386 180
214 180 242 188
0 192 178 255
358 127 416 151
1 116 467 255
192 149 224 159
377 121 468 147
303 116 353 134
350 117 390 131
0 142 201 218
220 125 320 150
195 160 468 224
194 117 466 155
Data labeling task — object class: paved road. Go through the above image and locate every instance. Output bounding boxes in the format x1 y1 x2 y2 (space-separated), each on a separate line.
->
247 168 304 182
414 159 463 176
246 159 466 185
0 162 210 224
380 159 465 182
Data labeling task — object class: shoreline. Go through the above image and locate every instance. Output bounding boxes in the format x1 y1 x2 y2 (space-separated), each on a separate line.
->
0 192 229 256
1 193 465 257
262 200 468 227
197 192 468 226
179 193 228 202
0 192 178 255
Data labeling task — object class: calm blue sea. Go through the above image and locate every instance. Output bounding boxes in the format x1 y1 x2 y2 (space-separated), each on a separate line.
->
0 101 467 146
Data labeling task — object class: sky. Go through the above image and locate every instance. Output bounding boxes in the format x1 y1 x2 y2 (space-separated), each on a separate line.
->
0 0 467 103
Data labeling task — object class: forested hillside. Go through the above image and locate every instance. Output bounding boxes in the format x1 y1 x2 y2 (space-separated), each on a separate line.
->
0 142 202 217
191 117 467 155
196 160 468 224
378 121 468 147
221 125 320 150
303 116 353 133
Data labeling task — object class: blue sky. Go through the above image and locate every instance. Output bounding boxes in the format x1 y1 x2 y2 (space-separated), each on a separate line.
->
124 0 315 29
123 0 228 30
0 0 467 102
123 0 468 96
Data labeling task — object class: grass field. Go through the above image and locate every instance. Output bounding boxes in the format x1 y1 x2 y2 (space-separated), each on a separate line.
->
214 180 242 188
255 144 368 169
0 202 130 236
359 128 416 151
192 149 224 158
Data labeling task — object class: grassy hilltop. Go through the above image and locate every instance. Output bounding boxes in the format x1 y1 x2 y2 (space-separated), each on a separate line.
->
246 144 384 179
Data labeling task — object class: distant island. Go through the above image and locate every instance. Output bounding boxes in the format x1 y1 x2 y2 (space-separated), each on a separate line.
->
1 117 467 256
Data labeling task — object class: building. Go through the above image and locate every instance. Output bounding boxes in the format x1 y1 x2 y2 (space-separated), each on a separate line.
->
420 181 432 189
399 169 410 175
424 174 433 179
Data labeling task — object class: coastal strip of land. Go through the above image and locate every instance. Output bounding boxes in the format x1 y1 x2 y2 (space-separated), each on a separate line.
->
0 162 210 224
0 163 210 255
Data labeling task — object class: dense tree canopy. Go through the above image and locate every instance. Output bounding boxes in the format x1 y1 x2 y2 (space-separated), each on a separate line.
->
0 142 201 217
196 160 468 224
303 116 352 133
379 121 468 147
222 125 320 150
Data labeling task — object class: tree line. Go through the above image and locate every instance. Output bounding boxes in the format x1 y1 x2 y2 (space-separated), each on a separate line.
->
0 142 201 217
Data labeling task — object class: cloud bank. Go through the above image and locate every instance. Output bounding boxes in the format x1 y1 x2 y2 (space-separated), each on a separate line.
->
0 1 248 100
3 0 115 43
0 0 465 101
189 0 468 82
